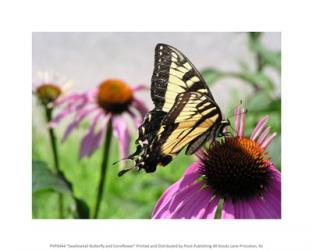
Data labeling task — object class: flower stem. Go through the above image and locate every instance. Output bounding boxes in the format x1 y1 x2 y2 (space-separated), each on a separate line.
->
45 106 64 218
93 119 113 219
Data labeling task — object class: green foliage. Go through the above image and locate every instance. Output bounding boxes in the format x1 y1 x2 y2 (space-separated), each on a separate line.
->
248 32 281 72
32 159 90 218
32 160 71 194
201 68 224 85
32 130 192 218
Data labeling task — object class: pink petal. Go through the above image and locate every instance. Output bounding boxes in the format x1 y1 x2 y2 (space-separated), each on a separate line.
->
170 187 212 219
132 97 148 118
131 84 149 92
50 95 88 127
79 111 103 159
152 179 183 217
53 93 82 107
233 200 256 219
221 199 235 219
167 181 203 215
257 126 271 145
171 187 219 219
248 196 276 219
195 149 206 160
261 132 277 149
49 107 73 128
61 107 98 142
112 116 131 160
234 105 241 136
202 195 220 219
247 167 280 219
127 109 142 128
238 108 246 137
250 115 269 141
85 87 98 100
87 112 112 157
152 162 203 219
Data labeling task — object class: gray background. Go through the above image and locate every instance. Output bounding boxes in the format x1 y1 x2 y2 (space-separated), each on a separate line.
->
32 32 281 110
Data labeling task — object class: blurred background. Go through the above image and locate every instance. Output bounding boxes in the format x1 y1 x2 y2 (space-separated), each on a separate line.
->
32 32 281 218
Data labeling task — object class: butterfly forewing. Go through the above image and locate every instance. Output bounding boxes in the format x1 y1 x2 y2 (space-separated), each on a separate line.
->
151 44 214 112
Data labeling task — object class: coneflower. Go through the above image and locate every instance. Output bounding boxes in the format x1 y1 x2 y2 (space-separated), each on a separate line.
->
152 105 280 219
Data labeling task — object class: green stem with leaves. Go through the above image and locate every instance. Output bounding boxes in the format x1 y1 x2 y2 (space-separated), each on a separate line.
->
45 106 64 218
93 120 113 219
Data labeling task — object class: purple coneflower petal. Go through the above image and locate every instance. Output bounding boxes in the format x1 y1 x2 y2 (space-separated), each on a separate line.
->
233 200 256 219
79 111 103 159
152 179 183 218
50 95 89 127
167 181 203 214
112 116 130 161
53 93 82 107
153 163 220 219
62 107 98 142
131 84 148 92
127 109 142 128
201 195 219 219
248 196 275 219
170 187 213 219
152 163 203 219
257 126 271 145
238 108 246 137
195 149 205 161
85 87 98 101
49 107 73 128
87 112 113 157
132 97 148 118
250 115 269 141
234 105 241 136
261 132 277 149
247 167 280 219
221 199 235 219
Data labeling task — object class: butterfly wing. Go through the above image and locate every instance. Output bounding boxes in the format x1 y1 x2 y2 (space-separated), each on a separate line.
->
128 92 222 173
159 92 222 157
122 44 225 175
151 44 215 112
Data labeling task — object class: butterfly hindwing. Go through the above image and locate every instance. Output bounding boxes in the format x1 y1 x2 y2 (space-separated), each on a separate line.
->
159 92 222 156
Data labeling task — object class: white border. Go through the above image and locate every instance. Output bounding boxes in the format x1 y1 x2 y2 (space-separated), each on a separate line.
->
1 0 312 249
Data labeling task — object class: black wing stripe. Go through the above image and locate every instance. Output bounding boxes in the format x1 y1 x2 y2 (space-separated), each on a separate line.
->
160 92 221 154
151 44 214 110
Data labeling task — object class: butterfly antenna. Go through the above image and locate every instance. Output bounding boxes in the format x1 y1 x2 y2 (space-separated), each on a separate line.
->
118 163 138 177
112 152 138 165
118 168 131 177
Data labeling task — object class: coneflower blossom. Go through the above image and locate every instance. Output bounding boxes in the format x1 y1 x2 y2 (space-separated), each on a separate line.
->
33 71 72 106
50 79 148 160
152 106 281 219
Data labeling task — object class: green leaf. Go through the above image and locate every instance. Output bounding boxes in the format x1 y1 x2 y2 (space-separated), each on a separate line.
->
73 197 90 219
268 97 281 113
200 68 225 85
250 41 281 72
267 134 281 171
241 72 275 91
32 160 71 194
248 32 262 43
247 91 272 112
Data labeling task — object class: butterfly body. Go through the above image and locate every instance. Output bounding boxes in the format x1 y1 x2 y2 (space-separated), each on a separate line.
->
121 44 229 175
